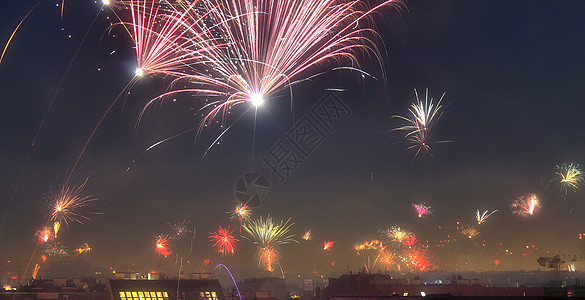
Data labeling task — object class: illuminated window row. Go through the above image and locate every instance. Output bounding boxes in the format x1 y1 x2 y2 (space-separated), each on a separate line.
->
119 291 169 300
199 291 218 300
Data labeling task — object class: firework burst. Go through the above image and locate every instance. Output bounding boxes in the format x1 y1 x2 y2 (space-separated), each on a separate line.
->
209 226 239 256
413 203 432 218
155 235 171 257
133 0 398 149
554 163 584 197
46 178 98 225
393 89 448 159
511 194 540 216
302 229 312 241
381 226 411 243
230 203 252 224
37 227 52 243
75 243 92 254
460 226 479 239
476 209 498 225
323 241 335 251
243 215 297 271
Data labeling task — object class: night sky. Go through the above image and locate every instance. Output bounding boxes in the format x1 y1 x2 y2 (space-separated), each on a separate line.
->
1 0 585 277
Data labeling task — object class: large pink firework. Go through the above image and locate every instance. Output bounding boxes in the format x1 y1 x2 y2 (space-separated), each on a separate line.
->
131 0 398 141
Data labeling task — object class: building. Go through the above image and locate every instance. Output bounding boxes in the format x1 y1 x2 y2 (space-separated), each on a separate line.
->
318 274 546 300
107 279 225 300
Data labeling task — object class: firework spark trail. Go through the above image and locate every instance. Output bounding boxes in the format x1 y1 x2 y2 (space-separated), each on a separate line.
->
209 226 239 256
476 209 498 224
511 194 540 216
413 203 432 218
460 226 479 239
1 2 105 244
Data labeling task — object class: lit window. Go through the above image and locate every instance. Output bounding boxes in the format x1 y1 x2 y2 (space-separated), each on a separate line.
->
211 292 216 298
132 292 138 298
119 292 125 298
138 292 144 298
157 292 162 298
163 292 168 298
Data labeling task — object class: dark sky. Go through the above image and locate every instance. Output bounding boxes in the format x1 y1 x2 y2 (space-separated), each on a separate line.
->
1 0 585 278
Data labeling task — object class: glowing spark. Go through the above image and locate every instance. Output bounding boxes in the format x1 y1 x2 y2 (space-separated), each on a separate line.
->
511 194 540 216
250 94 264 107
135 68 144 77
460 226 479 239
413 203 432 218
102 0 111 5
155 235 171 257
323 241 335 251
302 230 312 241
476 209 498 224
209 226 238 256
393 89 449 159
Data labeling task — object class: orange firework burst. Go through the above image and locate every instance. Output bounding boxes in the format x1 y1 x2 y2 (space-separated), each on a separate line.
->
155 235 171 257
209 226 239 256
511 194 540 216
302 229 312 241
460 226 479 239
75 243 92 254
46 178 98 225
323 241 334 251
